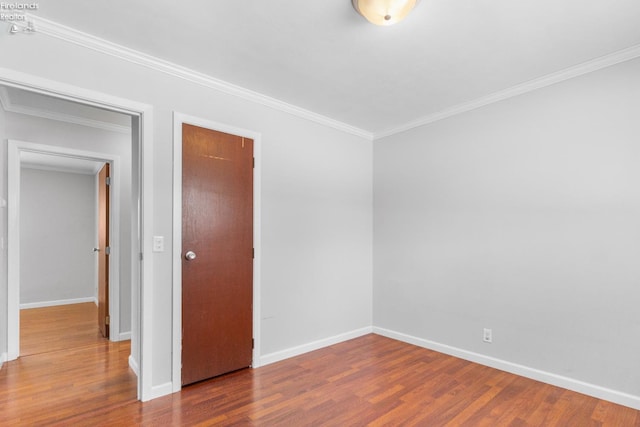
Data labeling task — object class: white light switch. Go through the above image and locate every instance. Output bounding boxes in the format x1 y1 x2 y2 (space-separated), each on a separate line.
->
153 236 164 252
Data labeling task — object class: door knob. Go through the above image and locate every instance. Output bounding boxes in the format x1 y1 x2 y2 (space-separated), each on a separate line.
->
185 251 197 261
93 247 100 252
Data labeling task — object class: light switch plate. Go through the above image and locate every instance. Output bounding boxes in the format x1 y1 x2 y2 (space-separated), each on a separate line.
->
153 236 164 252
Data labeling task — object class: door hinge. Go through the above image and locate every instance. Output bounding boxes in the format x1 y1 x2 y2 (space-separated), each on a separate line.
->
105 177 112 186
253 157 255 168
252 248 255 259
252 338 254 349
105 246 111 255
140 252 144 261
105 315 110 326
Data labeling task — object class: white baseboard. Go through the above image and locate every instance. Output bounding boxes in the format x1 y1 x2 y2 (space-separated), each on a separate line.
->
128 354 140 377
258 326 373 367
119 331 132 341
142 382 174 402
0 351 7 369
373 327 640 411
20 297 96 309
130 356 174 402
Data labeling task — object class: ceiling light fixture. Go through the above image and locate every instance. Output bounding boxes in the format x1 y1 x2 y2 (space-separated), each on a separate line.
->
352 0 420 26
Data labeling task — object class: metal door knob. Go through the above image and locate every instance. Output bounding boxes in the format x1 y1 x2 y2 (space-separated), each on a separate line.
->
185 251 197 261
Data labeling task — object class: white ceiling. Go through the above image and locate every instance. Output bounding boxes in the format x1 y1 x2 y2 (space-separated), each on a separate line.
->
24 1 640 134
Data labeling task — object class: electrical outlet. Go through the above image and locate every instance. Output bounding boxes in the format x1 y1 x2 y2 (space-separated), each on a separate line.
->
483 328 492 343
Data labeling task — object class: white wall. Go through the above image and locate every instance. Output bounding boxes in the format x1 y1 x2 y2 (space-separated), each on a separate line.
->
260 123 373 354
374 57 640 400
0 28 373 392
20 168 96 305
5 112 132 332
0 101 7 363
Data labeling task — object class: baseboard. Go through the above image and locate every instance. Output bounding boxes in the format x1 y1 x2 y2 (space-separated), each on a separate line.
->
142 382 174 402
0 351 7 369
119 331 132 341
373 327 640 411
258 326 373 367
128 354 140 377
20 297 96 309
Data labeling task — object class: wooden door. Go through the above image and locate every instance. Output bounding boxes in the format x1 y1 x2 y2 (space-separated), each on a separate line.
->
182 124 254 386
97 163 110 338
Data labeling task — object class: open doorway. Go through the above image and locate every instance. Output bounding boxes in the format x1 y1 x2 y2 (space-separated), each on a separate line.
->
0 78 149 399
9 132 127 351
19 152 112 356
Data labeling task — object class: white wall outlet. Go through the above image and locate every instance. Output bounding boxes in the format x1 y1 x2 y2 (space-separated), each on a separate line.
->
483 328 492 343
152 236 165 252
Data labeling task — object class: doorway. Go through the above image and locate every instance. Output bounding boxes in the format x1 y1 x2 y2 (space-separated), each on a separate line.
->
18 154 112 345
9 142 122 355
181 123 254 385
172 113 262 391
0 74 152 400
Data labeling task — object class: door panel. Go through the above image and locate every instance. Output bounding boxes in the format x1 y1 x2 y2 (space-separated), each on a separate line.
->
97 163 110 339
182 123 253 386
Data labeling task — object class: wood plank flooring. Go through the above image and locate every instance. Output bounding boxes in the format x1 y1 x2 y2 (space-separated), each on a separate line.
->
1 304 639 426
1 303 137 425
20 302 107 356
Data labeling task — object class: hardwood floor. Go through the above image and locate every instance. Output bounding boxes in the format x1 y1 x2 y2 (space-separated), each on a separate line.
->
1 303 137 425
20 302 108 356
1 304 639 426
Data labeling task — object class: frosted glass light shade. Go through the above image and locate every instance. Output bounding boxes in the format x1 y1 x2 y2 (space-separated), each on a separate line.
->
352 0 419 26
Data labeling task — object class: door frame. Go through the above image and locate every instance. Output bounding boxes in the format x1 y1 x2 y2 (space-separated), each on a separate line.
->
8 141 121 353
0 67 154 401
172 112 262 392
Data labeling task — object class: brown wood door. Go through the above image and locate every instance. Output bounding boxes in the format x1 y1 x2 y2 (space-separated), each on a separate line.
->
97 163 110 338
182 123 253 386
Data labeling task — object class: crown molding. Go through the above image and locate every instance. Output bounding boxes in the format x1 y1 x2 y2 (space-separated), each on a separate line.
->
7 102 131 134
0 86 9 111
0 85 10 111
23 15 640 142
374 43 640 140
0 85 130 133
27 15 374 141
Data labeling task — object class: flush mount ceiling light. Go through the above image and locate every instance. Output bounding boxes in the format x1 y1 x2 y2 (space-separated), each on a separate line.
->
352 0 420 26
